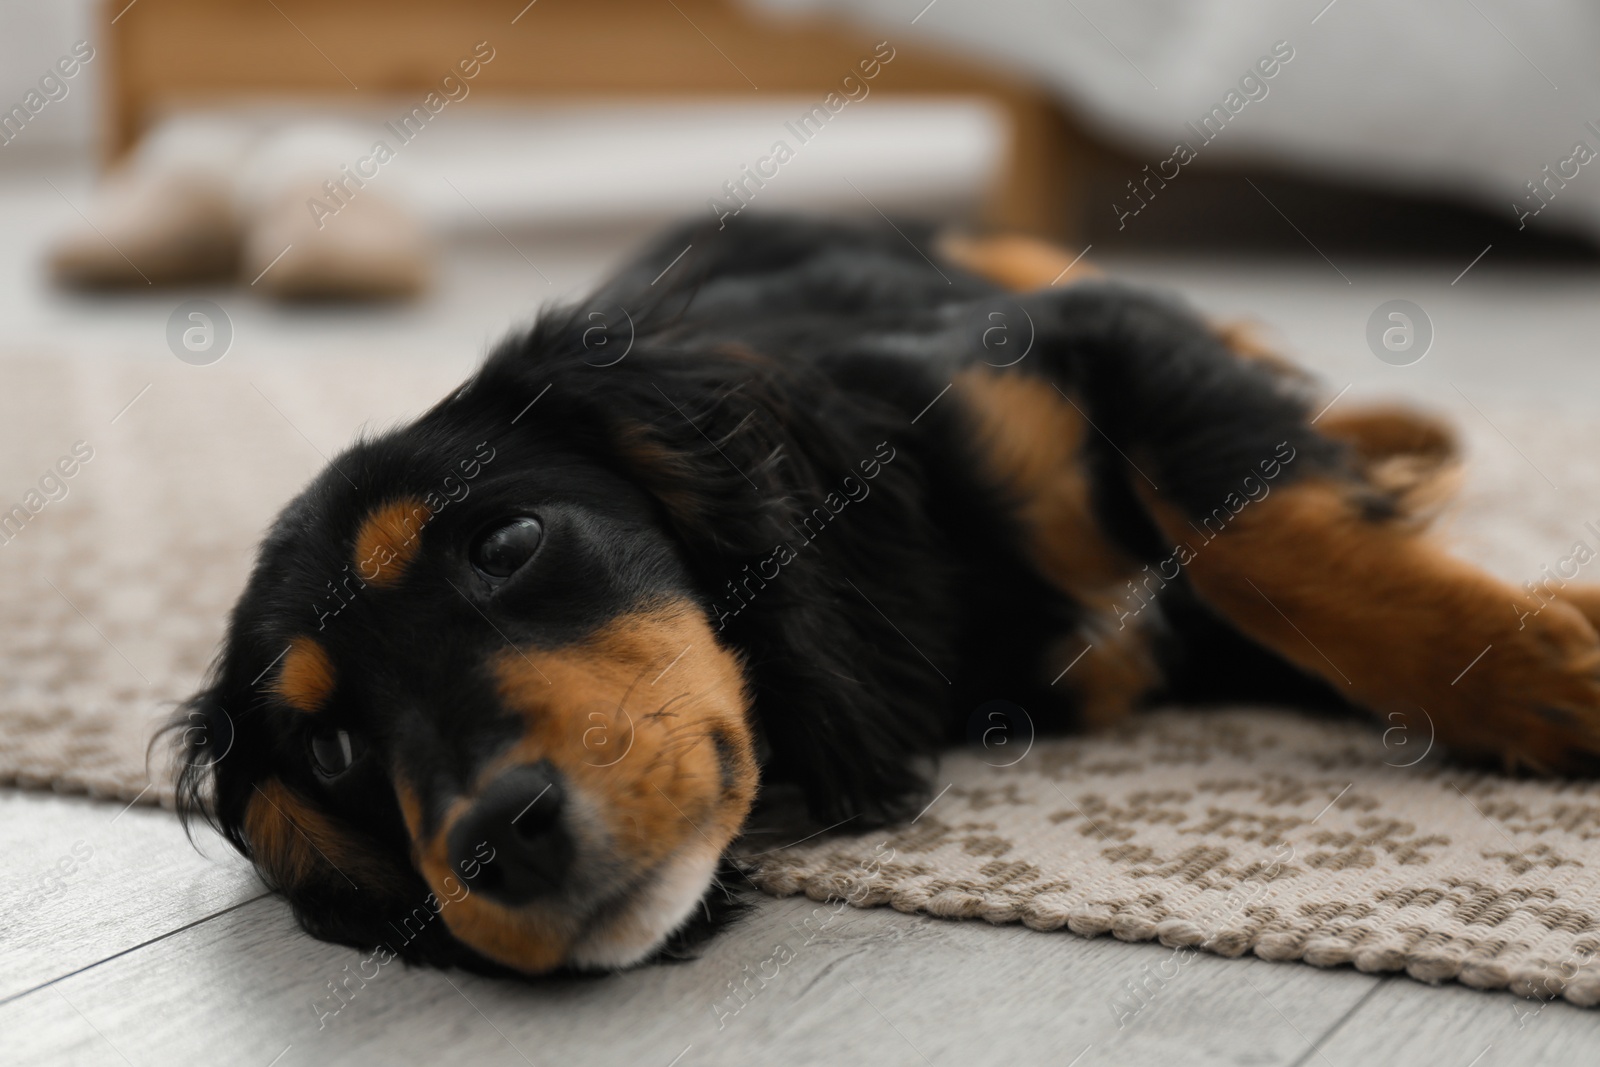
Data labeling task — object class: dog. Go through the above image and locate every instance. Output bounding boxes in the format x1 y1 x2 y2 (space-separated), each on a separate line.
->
170 213 1600 977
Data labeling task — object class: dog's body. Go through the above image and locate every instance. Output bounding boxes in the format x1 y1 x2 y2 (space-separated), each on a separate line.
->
174 215 1600 976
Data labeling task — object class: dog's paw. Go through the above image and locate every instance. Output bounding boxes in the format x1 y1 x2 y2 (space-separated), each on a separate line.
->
1437 598 1600 774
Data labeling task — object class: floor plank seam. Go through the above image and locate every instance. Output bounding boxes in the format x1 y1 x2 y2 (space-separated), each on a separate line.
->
0 890 274 1008
1286 976 1391 1067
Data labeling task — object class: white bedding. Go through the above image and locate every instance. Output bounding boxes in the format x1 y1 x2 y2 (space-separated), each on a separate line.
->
750 0 1600 241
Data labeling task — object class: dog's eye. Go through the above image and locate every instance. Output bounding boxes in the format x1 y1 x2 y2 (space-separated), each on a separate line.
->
309 728 360 778
472 518 543 580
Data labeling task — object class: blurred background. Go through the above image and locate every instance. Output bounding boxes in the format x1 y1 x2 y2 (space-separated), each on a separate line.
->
3 0 1598 392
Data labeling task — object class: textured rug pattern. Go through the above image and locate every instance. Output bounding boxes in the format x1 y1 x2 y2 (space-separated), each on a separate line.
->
743 712 1600 1005
5 351 1600 1003
0 351 463 805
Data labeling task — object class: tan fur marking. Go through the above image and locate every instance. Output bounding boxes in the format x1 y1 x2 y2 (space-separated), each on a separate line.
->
1047 617 1160 729
938 232 1100 291
274 636 335 713
352 498 431 587
957 368 1161 723
1142 479 1600 771
613 423 709 528
243 777 385 890
402 601 755 973
1215 320 1306 373
957 368 1138 607
1214 320 1281 363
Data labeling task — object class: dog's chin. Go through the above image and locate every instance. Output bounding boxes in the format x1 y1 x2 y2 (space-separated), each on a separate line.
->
566 841 723 970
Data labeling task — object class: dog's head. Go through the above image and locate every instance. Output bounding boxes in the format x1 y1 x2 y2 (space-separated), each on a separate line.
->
172 238 956 973
168 312 808 975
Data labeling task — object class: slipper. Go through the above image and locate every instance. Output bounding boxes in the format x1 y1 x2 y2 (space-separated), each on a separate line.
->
48 166 240 288
241 178 430 301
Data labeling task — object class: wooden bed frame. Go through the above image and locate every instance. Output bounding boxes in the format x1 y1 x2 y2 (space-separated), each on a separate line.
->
100 0 1099 240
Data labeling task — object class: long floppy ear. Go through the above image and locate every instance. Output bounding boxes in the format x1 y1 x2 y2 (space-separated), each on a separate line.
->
161 682 243 847
459 303 809 558
588 352 950 824
605 348 815 559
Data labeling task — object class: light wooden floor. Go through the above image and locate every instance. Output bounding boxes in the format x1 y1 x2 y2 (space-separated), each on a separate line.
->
8 792 1600 1066
5 169 1600 1065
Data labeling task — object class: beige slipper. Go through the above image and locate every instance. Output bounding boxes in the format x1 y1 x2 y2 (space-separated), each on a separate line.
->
48 167 240 288
242 179 430 301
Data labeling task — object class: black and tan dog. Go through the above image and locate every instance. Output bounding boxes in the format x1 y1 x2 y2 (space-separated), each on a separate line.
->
171 214 1600 976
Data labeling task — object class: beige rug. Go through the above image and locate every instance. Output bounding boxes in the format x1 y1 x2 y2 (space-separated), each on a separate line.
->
0 350 467 806
743 710 1600 1006
5 351 1600 1004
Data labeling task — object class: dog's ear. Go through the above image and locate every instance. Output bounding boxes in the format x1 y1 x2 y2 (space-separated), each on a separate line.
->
588 355 948 825
605 356 806 560
467 313 808 558
162 681 246 848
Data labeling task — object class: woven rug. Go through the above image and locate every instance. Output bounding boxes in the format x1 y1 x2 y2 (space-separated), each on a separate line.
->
0 349 467 806
5 350 1600 1004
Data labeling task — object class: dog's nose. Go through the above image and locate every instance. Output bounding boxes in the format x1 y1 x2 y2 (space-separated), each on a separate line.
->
448 761 573 902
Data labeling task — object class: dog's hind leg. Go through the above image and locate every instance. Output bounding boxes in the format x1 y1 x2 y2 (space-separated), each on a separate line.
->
1138 476 1600 771
977 283 1600 771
